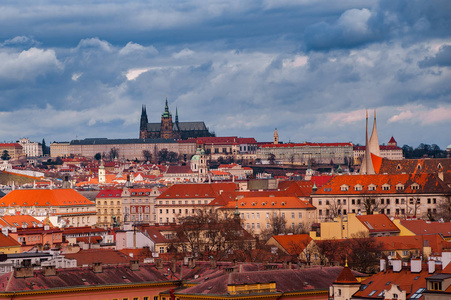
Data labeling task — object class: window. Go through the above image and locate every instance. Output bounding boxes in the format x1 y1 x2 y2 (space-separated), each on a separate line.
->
291 213 295 219
430 281 442 291
352 199 355 205
318 200 322 205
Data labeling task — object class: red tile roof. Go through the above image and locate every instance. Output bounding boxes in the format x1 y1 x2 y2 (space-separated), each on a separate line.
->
0 189 94 207
356 214 400 233
262 142 353 148
96 189 123 198
313 173 449 195
400 220 451 238
378 158 451 175
157 183 237 199
270 234 312 255
64 249 132 266
334 266 359 283
222 196 315 210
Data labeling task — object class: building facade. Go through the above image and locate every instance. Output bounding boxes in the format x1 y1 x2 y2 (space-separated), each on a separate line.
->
17 138 43 157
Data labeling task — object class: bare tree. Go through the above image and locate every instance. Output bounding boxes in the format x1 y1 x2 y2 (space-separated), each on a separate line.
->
436 196 451 222
109 147 119 161
326 199 342 220
142 150 152 162
347 232 383 273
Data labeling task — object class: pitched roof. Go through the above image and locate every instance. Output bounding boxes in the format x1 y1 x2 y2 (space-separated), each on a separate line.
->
0 189 94 207
261 142 353 148
378 157 451 175
0 233 20 247
313 173 449 195
269 234 312 255
356 214 400 233
96 189 123 198
157 183 237 199
179 267 361 296
334 266 359 284
64 249 132 266
222 196 315 210
400 220 451 238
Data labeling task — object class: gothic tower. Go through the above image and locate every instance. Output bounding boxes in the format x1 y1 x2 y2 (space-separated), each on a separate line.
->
139 105 149 139
160 98 173 139
360 110 375 175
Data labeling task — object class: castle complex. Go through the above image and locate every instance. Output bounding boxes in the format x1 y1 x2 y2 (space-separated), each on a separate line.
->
139 99 215 140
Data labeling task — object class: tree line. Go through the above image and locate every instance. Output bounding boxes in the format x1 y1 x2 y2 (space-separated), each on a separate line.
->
402 143 447 159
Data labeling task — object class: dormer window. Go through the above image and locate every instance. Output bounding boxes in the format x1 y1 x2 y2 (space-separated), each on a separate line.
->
382 184 391 191
396 183 404 191
340 185 349 191
397 164 402 170
411 183 420 190
417 164 422 170
368 184 377 191
354 185 363 191
437 163 443 170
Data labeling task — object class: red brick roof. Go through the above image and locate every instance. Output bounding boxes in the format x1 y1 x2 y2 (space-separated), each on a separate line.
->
0 232 20 247
0 189 94 207
378 158 451 175
64 249 132 266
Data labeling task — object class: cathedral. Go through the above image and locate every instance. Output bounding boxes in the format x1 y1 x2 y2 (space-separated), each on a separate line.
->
139 99 215 140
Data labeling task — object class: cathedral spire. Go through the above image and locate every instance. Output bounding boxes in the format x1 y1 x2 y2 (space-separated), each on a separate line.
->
139 104 148 132
175 107 179 124
361 110 375 174
369 109 381 157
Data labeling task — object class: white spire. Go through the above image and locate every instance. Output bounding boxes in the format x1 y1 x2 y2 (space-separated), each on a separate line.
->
369 109 381 157
361 110 375 175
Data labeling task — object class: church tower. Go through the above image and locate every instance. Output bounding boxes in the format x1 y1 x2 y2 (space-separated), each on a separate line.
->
274 128 279 145
139 105 149 139
160 98 173 139
99 159 106 184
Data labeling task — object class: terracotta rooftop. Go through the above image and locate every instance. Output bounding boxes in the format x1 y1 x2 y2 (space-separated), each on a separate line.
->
269 234 312 255
334 266 359 284
157 183 237 199
96 189 123 198
378 157 451 175
222 196 315 210
0 189 94 207
356 214 400 233
400 220 451 237
64 249 132 266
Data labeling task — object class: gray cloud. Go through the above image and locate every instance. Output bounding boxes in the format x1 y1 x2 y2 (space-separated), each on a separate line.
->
0 0 450 149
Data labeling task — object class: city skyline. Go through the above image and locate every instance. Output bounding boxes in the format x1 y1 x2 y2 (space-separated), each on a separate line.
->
0 1 450 148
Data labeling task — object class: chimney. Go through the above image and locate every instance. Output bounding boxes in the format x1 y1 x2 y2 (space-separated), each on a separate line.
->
93 262 102 273
155 258 163 269
188 257 196 269
410 259 421 273
43 265 56 276
130 260 139 271
171 259 177 273
442 252 451 269
1 228 8 236
14 267 34 278
210 258 216 269
380 259 386 272
392 260 402 272
428 260 436 274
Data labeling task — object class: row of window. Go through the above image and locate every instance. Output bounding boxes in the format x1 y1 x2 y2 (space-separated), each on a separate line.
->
158 200 209 205
317 198 437 206
241 212 310 220
97 199 152 205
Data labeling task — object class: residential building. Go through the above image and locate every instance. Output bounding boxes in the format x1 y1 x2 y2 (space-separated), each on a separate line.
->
311 173 450 221
0 143 23 160
0 189 96 228
155 183 237 224
314 213 400 240
122 187 160 224
220 196 316 236
95 189 123 227
266 234 318 264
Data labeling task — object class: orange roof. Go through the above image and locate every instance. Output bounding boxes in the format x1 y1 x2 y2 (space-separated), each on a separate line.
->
0 189 94 207
400 220 451 237
96 189 123 198
356 214 400 233
0 233 20 247
0 215 45 228
371 153 383 174
314 173 448 195
222 196 315 210
270 234 312 255
374 234 446 254
157 183 237 199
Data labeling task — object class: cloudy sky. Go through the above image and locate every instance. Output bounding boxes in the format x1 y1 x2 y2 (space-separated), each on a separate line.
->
0 0 450 148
